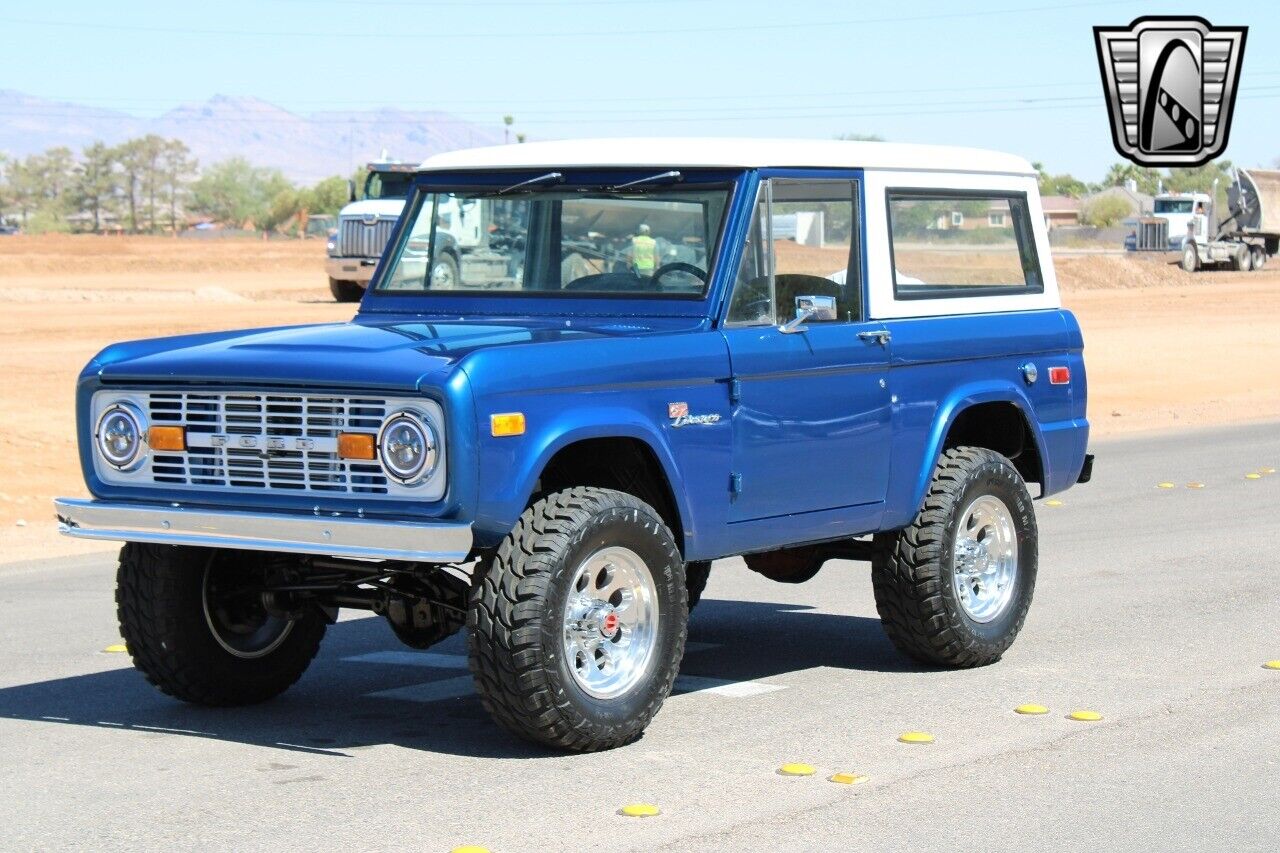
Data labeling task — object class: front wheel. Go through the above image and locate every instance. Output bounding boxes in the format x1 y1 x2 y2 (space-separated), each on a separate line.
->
430 253 460 289
329 277 363 302
871 447 1038 668
1181 243 1199 273
468 487 687 751
116 544 326 705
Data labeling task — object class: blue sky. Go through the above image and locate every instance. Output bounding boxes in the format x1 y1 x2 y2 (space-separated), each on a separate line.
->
0 0 1276 180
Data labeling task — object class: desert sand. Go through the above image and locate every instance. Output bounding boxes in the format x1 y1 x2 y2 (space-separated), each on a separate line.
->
1 234 1277 560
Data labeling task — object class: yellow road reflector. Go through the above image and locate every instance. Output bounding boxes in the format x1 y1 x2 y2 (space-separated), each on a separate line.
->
618 803 660 817
490 412 526 437
1186 482 1204 489
1157 482 1175 489
1014 704 1050 715
451 847 491 853
1263 660 1280 670
103 643 127 653
1261 467 1276 474
829 772 869 785
898 731 934 744
1044 499 1064 507
778 763 816 776
1068 710 1102 722
1245 473 1263 480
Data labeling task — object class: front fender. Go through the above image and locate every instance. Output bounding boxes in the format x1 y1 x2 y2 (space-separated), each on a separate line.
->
883 381 1049 531
470 406 693 551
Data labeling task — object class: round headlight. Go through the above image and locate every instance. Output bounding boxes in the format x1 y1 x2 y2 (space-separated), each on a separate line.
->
96 403 146 470
378 411 438 484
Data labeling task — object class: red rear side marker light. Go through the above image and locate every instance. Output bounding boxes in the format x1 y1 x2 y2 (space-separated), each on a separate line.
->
1049 366 1071 385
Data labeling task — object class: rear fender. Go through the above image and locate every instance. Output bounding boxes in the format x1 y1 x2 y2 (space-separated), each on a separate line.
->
887 381 1048 530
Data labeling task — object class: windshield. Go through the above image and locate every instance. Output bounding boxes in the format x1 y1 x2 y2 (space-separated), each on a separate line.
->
1154 198 1195 214
377 183 730 298
365 171 414 200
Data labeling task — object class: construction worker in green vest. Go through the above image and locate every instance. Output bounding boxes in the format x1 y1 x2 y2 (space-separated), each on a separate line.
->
630 223 657 276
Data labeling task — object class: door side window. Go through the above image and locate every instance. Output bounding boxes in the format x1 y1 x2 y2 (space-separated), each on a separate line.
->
726 178 862 325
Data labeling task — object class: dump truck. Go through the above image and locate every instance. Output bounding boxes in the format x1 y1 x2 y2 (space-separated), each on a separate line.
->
1179 169 1280 272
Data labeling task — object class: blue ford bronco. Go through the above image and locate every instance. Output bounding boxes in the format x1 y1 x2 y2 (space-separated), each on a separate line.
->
57 139 1092 752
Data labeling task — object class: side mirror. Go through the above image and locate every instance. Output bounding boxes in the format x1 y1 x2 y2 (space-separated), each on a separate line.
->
347 180 357 203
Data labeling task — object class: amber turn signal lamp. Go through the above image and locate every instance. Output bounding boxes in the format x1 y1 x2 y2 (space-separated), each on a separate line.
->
490 412 526 437
147 426 186 451
337 432 377 460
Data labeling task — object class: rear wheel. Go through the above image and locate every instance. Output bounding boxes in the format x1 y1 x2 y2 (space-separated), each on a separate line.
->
1234 247 1254 272
329 277 363 302
871 447 1038 668
468 487 686 751
116 544 326 705
1181 243 1199 273
1251 246 1267 271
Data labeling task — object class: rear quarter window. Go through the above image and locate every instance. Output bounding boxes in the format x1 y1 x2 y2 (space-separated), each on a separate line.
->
886 190 1043 300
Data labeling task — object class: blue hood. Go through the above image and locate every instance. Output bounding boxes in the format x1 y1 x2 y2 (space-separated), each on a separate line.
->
90 316 699 391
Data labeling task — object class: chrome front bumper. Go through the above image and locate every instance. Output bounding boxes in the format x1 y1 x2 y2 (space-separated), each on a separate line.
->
53 498 472 563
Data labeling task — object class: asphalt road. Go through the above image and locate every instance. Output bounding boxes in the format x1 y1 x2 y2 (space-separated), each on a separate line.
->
2 423 1278 852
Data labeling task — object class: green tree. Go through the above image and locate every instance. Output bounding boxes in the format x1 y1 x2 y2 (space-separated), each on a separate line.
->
1080 194 1132 227
1031 162 1087 198
1101 162 1160 195
190 157 291 227
302 176 351 217
115 138 146 233
160 139 197 233
71 142 119 233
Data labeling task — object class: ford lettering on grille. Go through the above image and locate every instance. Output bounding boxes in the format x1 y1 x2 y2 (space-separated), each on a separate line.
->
146 392 391 494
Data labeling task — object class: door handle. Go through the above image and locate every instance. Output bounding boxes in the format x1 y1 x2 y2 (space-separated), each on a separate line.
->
858 330 891 346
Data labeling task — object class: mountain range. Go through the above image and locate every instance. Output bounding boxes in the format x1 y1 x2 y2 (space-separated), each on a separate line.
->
0 91 506 182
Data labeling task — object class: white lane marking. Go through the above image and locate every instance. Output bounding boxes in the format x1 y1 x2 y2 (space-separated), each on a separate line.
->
366 676 475 704
672 675 786 698
342 651 469 669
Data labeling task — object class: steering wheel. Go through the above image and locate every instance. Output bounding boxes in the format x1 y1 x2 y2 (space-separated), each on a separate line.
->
649 262 708 288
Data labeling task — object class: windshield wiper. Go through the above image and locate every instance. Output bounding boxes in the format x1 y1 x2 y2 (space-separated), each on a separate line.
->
607 170 683 192
498 171 565 195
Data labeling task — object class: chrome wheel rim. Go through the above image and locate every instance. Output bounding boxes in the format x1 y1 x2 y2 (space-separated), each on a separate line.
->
951 495 1018 623
202 563 294 659
431 260 456 289
561 546 659 699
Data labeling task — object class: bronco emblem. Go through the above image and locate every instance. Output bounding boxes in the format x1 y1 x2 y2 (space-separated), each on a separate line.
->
1094 16 1247 167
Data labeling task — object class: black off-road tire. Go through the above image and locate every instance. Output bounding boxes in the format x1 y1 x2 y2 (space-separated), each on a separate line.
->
329 277 363 302
116 544 326 706
871 447 1038 668
685 561 711 611
467 487 687 752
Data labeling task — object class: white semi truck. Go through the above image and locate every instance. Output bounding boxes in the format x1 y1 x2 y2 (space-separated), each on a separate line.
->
1170 169 1280 273
326 161 522 301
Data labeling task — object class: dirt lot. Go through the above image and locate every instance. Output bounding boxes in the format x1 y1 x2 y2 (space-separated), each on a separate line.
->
2 234 1278 560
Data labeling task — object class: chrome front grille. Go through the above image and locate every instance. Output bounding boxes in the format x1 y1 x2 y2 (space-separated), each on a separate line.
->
146 392 392 495
338 216 397 258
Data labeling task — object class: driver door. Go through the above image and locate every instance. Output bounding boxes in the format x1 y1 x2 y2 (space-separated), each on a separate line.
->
720 175 892 524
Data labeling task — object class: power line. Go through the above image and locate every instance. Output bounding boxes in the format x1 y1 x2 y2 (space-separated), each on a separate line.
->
0 2 1138 41
6 86 1278 123
2 91 1276 127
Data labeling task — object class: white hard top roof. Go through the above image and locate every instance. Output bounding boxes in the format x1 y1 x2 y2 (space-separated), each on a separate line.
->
417 138 1036 177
